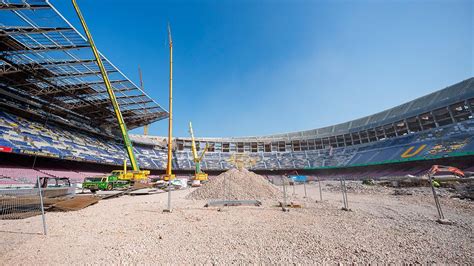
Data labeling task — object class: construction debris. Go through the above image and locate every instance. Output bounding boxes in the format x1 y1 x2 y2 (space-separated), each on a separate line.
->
128 188 162 196
186 168 281 200
278 201 303 208
100 185 151 200
325 181 392 194
49 196 99 211
205 200 262 207
452 183 474 200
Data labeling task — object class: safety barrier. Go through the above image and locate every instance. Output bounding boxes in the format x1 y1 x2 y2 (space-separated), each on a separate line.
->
0 177 47 235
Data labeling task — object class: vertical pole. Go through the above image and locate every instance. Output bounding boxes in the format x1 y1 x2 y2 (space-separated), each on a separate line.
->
37 176 47 235
292 180 296 196
167 181 172 211
164 24 174 213
343 179 349 209
340 178 344 207
318 176 323 201
303 180 307 198
282 176 288 212
340 178 347 210
429 174 445 220
166 24 173 178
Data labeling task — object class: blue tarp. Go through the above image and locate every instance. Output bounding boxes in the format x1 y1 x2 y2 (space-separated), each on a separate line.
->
290 175 307 182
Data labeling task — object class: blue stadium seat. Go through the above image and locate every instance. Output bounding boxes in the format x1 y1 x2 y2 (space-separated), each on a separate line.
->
0 110 472 171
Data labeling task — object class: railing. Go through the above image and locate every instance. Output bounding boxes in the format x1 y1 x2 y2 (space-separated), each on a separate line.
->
0 176 47 235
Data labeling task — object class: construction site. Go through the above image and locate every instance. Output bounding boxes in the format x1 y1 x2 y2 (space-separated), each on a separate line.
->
2 171 473 264
1 0 473 264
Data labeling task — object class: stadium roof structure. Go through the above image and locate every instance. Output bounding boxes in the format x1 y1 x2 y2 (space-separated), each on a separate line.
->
168 78 474 142
0 0 168 130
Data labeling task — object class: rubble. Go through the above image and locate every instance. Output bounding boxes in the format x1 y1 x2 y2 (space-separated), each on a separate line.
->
49 196 99 211
324 181 391 194
186 168 281 200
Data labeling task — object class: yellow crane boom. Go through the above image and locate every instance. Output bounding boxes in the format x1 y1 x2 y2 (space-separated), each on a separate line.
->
72 0 139 171
189 121 209 162
189 121 198 161
189 122 208 182
198 145 209 162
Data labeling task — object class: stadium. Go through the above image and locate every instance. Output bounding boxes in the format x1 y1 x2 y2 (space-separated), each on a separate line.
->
1 71 473 180
1 0 473 264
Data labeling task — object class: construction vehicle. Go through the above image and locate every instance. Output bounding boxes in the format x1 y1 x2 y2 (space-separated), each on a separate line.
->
82 161 150 193
112 159 151 181
82 175 130 193
189 121 209 186
72 0 150 183
427 165 465 179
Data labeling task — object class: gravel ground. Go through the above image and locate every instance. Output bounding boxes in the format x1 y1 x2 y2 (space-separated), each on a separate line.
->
1 182 473 264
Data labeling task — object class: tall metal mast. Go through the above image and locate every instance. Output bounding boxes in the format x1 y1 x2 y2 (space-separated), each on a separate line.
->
165 23 174 179
72 0 139 171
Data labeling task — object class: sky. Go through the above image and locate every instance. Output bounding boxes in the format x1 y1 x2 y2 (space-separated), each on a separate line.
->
51 0 473 138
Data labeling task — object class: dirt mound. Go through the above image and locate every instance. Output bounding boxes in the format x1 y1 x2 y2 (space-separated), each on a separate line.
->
186 168 281 200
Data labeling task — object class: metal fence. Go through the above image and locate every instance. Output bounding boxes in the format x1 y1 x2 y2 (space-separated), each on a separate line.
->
0 177 47 235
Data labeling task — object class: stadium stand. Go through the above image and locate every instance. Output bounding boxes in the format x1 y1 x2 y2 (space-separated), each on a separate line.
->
0 1 472 182
0 1 168 135
0 78 473 177
0 167 42 182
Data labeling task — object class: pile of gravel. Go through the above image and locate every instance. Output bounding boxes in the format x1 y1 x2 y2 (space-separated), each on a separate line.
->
186 168 281 200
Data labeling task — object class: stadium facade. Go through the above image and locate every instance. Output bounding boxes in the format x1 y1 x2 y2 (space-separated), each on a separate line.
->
0 1 473 182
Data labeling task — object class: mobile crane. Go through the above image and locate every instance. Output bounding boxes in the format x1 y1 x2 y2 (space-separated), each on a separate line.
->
73 0 149 184
189 122 209 186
